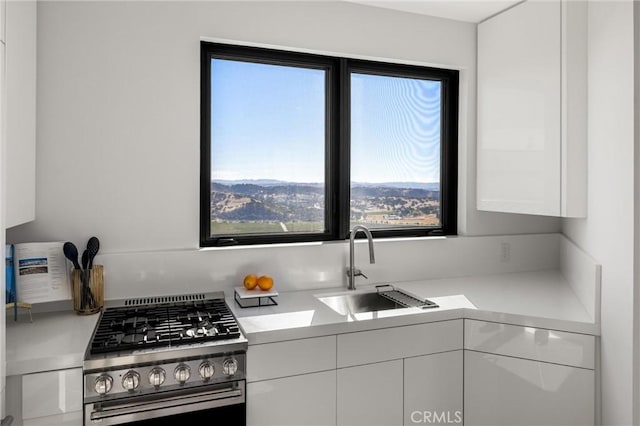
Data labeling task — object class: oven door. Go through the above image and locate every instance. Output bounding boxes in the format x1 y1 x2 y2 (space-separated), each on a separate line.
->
85 380 245 426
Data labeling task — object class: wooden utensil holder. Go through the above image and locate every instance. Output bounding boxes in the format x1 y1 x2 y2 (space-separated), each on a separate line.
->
72 265 104 315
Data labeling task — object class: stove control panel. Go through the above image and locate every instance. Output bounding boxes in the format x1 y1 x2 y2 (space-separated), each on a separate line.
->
84 353 245 401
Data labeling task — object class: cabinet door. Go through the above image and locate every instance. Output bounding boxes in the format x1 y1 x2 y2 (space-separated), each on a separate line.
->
337 359 403 426
247 370 336 426
0 0 5 44
464 351 594 426
22 368 83 421
5 0 36 227
404 350 463 426
477 0 562 216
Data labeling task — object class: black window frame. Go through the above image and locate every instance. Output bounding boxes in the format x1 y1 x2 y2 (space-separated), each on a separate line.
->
200 42 458 247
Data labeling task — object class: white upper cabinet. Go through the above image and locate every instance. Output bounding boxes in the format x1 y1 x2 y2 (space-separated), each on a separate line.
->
0 0 6 44
477 0 587 217
5 0 36 228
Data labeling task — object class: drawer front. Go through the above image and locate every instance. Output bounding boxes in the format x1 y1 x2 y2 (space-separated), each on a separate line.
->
247 335 336 382
464 319 595 369
22 368 82 420
337 320 462 368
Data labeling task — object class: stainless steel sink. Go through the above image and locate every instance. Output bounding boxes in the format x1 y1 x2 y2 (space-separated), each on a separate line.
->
317 286 439 316
317 291 404 316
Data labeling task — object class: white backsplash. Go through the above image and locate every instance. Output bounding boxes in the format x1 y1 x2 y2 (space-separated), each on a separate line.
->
96 233 562 300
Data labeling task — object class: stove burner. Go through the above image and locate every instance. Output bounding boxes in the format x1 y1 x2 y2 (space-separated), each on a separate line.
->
186 327 213 338
90 299 242 355
184 320 225 338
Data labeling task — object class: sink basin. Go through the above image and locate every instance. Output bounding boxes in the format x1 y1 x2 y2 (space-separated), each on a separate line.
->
317 291 405 316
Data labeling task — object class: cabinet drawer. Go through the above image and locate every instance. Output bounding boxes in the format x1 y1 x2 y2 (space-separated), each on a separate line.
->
337 320 462 368
247 335 336 382
464 320 595 369
22 368 82 420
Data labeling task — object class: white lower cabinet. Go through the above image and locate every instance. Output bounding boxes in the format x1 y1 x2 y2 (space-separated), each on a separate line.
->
337 359 403 426
404 351 463 426
5 368 83 426
244 319 595 426
464 319 595 425
247 370 336 426
464 350 594 426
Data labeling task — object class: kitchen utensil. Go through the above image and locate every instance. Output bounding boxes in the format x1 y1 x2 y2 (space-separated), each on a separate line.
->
85 237 100 308
63 242 81 270
80 249 90 310
64 242 86 309
87 237 100 269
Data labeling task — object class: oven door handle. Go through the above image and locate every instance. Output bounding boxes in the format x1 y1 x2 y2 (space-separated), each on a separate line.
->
89 383 244 424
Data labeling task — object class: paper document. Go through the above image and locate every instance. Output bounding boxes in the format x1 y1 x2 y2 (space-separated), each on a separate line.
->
14 242 71 303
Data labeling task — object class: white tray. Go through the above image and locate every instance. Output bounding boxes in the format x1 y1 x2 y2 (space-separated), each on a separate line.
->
234 286 279 299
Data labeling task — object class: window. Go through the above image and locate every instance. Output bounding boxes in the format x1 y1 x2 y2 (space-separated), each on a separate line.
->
201 43 458 246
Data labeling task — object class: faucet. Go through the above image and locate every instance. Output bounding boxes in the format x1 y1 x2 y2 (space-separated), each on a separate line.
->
346 225 376 290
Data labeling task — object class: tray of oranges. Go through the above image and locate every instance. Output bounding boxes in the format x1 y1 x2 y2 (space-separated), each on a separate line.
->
234 274 278 308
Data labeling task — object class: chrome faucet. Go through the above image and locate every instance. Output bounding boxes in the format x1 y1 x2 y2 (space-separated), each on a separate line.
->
346 225 376 290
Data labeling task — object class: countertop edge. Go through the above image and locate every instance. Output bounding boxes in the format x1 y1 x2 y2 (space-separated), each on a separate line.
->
241 307 599 346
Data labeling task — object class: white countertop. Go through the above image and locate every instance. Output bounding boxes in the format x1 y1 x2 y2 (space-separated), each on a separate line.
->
5 311 99 376
5 269 598 376
228 270 599 345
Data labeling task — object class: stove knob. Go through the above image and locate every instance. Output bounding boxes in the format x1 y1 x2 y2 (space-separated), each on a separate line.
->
122 370 140 392
199 361 215 381
222 358 238 376
94 374 113 395
174 364 191 384
148 367 166 387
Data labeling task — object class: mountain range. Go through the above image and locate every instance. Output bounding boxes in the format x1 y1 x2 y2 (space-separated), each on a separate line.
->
212 179 439 191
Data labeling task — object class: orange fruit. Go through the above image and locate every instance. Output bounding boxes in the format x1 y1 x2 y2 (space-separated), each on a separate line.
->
257 275 274 291
243 274 258 290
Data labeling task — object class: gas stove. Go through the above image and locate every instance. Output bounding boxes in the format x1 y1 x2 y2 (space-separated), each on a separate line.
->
83 292 247 425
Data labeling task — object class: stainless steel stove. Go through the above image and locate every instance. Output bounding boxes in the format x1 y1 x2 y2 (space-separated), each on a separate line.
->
83 292 247 425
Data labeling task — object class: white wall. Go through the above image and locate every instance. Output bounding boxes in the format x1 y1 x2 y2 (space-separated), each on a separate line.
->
562 1 636 424
6 0 558 256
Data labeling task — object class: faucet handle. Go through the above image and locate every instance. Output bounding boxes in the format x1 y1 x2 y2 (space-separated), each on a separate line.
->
355 269 368 280
346 268 368 279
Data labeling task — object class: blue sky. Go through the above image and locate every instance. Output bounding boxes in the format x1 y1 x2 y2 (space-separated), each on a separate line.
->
210 59 441 184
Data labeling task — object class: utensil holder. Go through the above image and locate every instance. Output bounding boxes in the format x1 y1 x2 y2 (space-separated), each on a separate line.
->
72 265 104 315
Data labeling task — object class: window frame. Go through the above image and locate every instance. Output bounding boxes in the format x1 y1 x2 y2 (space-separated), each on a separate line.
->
200 42 458 247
